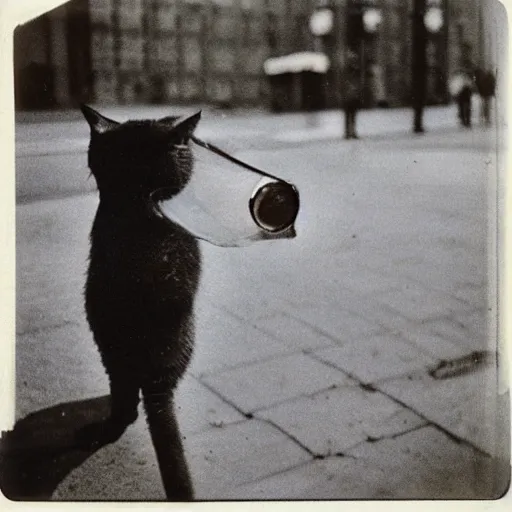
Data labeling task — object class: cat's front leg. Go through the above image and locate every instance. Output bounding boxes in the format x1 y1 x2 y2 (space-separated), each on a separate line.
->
142 381 193 501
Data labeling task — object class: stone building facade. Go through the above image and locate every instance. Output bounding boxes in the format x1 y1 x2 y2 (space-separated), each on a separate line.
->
14 0 490 110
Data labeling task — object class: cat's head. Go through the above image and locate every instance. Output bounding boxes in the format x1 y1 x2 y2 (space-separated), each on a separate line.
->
81 105 201 203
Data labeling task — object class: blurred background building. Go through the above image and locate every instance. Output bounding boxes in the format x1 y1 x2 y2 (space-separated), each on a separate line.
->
13 0 491 111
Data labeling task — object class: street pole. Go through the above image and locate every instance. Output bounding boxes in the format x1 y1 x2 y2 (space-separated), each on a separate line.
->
478 0 486 68
411 0 427 133
309 1 335 111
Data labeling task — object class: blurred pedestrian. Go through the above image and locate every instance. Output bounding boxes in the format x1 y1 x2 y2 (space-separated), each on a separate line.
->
475 68 496 126
368 60 388 108
449 70 473 128
342 50 362 139
457 83 473 128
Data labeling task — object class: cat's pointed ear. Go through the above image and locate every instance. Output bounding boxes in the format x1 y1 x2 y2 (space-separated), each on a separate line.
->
80 104 119 134
159 115 180 125
170 111 201 143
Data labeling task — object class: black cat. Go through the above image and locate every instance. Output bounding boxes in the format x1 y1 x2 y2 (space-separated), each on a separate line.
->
79 105 202 500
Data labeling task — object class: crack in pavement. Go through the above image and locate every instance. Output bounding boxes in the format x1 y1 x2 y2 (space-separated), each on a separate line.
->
307 348 496 457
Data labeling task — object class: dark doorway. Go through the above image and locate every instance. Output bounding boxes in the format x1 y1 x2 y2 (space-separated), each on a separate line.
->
13 0 92 110
67 0 93 105
14 14 55 109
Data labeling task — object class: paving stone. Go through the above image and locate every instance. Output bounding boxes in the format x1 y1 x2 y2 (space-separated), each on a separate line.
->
341 247 402 274
200 353 351 414
294 304 383 345
230 252 366 316
299 291 454 353
424 315 493 352
274 285 363 315
338 294 475 362
256 385 426 456
369 273 460 304
342 301 420 335
455 309 489 343
184 419 311 499
377 361 503 457
189 306 291 378
346 426 502 499
332 270 411 296
398 259 484 292
361 250 459 284
223 457 387 500
195 255 282 322
375 286 470 322
399 328 471 361
373 300 493 359
224 426 501 500
175 376 245 435
313 334 435 384
451 281 487 308
255 312 336 351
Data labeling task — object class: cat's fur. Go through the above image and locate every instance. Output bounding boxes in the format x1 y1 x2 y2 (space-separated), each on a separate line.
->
79 105 202 500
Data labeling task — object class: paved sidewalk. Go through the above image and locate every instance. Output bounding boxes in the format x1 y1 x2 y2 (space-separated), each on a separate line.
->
9 122 510 500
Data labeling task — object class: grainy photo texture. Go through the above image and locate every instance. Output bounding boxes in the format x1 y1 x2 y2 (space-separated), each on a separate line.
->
0 0 510 502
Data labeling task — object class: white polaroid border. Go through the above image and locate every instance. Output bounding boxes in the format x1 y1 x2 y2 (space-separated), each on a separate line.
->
0 1 510 511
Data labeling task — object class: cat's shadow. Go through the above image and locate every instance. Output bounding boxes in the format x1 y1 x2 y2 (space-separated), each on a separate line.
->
0 396 113 500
